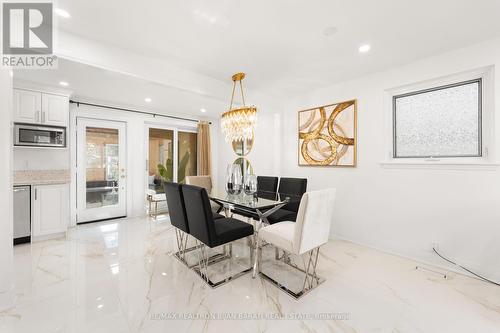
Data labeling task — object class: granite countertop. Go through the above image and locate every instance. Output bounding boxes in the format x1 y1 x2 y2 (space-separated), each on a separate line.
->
14 170 71 186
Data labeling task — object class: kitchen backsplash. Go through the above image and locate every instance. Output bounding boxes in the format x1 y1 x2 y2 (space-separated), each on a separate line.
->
14 169 71 185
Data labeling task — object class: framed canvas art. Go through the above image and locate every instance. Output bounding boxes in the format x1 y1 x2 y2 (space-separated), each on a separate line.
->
298 99 357 167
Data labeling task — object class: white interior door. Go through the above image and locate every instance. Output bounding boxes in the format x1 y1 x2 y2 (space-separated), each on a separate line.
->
77 118 127 223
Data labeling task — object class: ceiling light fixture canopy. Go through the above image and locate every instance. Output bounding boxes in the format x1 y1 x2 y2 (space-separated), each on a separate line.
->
221 72 257 143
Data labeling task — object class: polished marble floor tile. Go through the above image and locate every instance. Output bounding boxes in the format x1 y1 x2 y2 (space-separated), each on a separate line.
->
1 215 499 333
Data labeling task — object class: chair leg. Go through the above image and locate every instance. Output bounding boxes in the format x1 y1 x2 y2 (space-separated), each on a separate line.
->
246 217 253 248
201 244 209 283
195 240 205 280
192 240 252 288
301 250 314 292
181 233 189 262
252 236 261 278
194 240 210 283
300 247 321 293
174 234 227 269
249 235 255 263
259 246 324 299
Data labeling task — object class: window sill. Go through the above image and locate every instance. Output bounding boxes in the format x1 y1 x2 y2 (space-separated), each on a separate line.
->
380 160 499 171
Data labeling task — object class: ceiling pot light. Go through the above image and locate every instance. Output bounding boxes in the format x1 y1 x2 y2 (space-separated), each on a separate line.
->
359 44 371 53
322 26 338 37
59 81 69 86
200 108 206 113
55 8 71 18
221 72 257 143
145 97 152 103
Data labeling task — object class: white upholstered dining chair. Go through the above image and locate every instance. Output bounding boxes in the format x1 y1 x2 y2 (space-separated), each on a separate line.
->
185 176 213 191
253 188 336 299
185 176 222 213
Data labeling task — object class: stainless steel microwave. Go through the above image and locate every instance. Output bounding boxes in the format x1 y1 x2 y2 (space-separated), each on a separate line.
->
14 124 66 148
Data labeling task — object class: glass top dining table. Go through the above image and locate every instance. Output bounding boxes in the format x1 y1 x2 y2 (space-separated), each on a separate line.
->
208 188 299 276
208 188 291 224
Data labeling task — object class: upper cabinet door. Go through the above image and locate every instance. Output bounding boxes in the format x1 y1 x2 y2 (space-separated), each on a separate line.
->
13 89 42 124
41 93 69 126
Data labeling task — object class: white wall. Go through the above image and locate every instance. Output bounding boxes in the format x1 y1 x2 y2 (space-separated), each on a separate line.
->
0 69 14 311
69 104 217 225
280 38 500 281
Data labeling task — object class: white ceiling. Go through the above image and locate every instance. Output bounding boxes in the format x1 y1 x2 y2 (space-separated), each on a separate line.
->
14 59 227 118
54 0 500 96
14 0 500 118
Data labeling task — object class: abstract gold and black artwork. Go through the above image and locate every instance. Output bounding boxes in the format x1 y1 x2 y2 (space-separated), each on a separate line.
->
298 99 357 167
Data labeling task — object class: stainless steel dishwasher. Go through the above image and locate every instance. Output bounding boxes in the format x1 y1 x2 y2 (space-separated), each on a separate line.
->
13 185 31 245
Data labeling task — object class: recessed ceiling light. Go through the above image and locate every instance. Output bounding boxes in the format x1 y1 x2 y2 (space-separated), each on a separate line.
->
200 108 206 113
145 97 152 103
194 10 217 24
322 26 338 37
59 81 69 87
55 8 71 18
359 44 371 53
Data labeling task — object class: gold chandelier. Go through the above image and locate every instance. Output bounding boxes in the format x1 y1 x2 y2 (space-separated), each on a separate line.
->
221 72 257 143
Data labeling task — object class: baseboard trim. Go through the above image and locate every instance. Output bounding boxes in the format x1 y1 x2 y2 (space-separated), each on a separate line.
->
330 234 490 282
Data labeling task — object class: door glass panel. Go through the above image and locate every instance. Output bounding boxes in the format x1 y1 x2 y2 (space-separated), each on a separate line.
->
178 131 197 184
148 128 174 193
86 127 119 208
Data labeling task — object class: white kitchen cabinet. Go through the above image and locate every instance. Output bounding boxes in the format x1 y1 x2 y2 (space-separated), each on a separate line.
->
32 184 68 237
13 88 69 127
42 93 69 126
13 89 41 124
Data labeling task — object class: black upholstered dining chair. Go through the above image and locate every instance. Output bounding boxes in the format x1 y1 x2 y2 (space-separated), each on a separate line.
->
232 176 279 221
256 176 279 200
164 182 189 258
164 182 223 266
267 177 308 224
181 184 254 287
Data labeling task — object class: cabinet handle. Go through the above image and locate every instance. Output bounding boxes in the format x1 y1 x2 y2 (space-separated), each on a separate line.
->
35 188 37 200
36 111 40 122
42 112 45 123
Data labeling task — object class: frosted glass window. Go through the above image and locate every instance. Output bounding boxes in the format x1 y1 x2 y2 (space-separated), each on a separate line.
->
393 79 481 158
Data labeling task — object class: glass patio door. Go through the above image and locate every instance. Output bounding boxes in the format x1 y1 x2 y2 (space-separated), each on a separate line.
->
146 125 197 195
77 118 127 223
147 127 174 193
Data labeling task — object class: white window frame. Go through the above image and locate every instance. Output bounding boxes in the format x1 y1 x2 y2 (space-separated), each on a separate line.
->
382 66 497 169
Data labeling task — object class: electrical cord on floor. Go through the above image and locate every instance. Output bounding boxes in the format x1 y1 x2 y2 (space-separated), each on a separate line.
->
433 247 500 287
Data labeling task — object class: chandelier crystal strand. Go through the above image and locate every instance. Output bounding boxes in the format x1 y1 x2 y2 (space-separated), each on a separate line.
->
221 73 257 143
